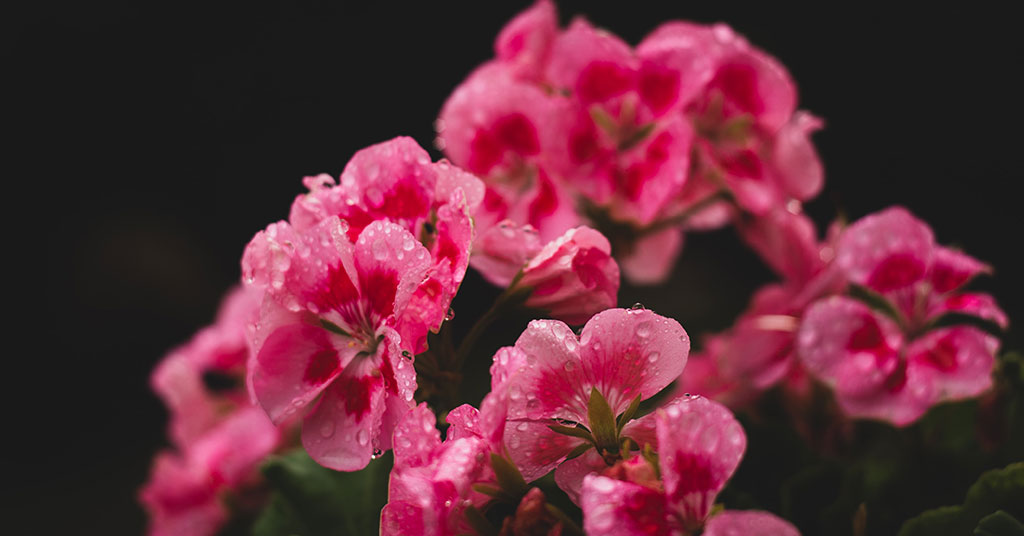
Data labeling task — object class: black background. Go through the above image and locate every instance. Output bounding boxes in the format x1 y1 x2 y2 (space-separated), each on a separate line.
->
7 1 1022 533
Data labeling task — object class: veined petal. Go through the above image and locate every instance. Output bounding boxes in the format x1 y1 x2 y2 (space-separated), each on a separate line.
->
581 475 671 536
505 419 587 482
704 510 801 536
656 395 746 525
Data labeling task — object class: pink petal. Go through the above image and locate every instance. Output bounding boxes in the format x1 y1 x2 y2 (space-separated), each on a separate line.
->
620 411 660 451
656 395 746 524
140 452 226 536
739 207 822 284
494 0 558 81
934 292 1008 329
353 220 432 322
635 21 721 109
251 320 358 424
519 227 621 325
151 351 220 448
581 475 671 536
189 407 279 487
929 245 991 294
554 448 607 504
445 405 481 442
836 206 934 293
618 226 685 285
433 159 485 216
505 419 587 482
772 111 824 201
301 368 387 471
704 43 797 132
471 220 544 287
906 327 997 401
393 403 442 469
609 117 694 226
337 137 436 225
704 510 801 536
438 63 559 177
546 18 637 102
577 308 690 415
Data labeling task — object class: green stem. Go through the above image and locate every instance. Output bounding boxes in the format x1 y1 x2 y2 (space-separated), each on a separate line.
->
637 189 733 237
453 271 529 371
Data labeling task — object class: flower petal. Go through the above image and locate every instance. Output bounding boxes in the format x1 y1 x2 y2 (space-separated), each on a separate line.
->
301 370 387 471
505 419 587 482
581 475 671 535
704 510 801 536
656 395 746 524
835 206 934 294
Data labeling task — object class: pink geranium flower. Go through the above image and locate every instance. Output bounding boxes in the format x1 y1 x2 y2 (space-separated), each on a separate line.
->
381 347 521 535
242 218 431 470
288 136 483 354
645 22 823 229
473 221 620 325
142 287 280 536
796 207 1006 425
492 307 690 501
580 395 799 536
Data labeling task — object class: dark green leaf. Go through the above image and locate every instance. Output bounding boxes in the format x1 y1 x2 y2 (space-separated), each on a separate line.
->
548 424 595 442
589 106 619 137
491 453 529 496
587 387 618 451
564 442 593 462
616 394 643 433
899 463 1024 536
848 284 907 328
464 505 499 536
975 511 1024 536
926 312 1005 337
319 318 350 337
253 448 392 536
618 123 656 151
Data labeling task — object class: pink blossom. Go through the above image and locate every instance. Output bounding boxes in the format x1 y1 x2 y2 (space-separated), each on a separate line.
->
580 395 798 535
493 307 689 498
242 218 430 470
653 23 823 227
381 348 520 535
473 221 620 325
288 136 483 354
143 287 281 535
151 286 259 448
140 407 279 536
797 207 1006 426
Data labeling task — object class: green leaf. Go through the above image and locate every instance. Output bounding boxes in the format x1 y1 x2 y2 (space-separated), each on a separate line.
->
491 453 529 497
319 318 351 337
975 511 1024 536
548 424 595 442
589 106 619 137
848 284 907 328
616 394 643 432
618 122 656 151
464 505 499 536
898 463 1024 536
587 387 618 451
926 312 1005 337
253 448 392 536
563 442 593 462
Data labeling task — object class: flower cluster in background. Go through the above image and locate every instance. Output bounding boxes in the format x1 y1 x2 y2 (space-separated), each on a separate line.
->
141 2 1020 535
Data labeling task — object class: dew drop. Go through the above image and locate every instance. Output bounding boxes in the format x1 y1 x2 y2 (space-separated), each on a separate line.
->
357 429 369 445
372 239 388 261
445 308 455 321
630 302 646 311
516 422 529 432
636 321 652 338
648 351 660 363
563 360 577 372
371 448 383 459
320 421 335 438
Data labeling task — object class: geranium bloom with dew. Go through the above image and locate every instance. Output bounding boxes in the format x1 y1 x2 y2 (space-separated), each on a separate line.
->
139 4 1020 535
797 206 1007 425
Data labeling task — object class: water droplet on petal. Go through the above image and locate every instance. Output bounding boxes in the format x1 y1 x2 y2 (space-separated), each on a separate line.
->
630 302 646 311
445 308 455 321
371 448 383 459
357 429 369 445
320 421 335 438
648 351 660 363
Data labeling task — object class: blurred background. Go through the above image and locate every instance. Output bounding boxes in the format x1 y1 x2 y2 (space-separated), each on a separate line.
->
7 1 1020 533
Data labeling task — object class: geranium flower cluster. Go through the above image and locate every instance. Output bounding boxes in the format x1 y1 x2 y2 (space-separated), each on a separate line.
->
140 3 1010 535
439 0 823 284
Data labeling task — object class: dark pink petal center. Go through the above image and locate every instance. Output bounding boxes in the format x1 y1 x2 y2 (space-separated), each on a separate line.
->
334 373 378 420
867 253 925 293
494 113 541 156
709 62 762 116
638 63 680 116
670 453 716 497
304 348 340 385
577 61 635 104
360 269 399 319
